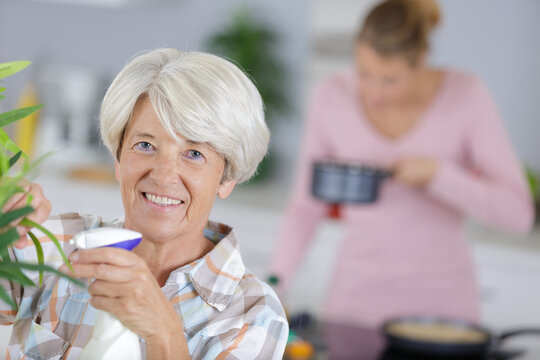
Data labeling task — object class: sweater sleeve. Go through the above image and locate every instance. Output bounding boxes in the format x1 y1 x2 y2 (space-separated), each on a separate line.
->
427 76 534 235
267 83 333 294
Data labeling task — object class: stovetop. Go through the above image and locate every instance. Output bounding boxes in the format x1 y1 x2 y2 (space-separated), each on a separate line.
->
379 348 523 360
288 318 525 360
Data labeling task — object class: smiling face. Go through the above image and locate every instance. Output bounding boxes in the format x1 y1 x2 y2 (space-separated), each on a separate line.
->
355 43 423 111
115 97 236 244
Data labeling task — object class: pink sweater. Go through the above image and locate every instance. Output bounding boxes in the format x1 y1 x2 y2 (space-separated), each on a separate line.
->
269 69 534 327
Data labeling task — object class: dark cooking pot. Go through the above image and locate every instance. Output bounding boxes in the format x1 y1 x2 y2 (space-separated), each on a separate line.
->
311 161 392 203
382 316 540 359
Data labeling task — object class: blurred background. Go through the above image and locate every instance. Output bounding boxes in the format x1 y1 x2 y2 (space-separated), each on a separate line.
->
1 0 540 357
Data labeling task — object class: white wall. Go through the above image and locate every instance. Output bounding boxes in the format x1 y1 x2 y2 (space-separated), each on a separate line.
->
432 0 540 173
0 0 311 183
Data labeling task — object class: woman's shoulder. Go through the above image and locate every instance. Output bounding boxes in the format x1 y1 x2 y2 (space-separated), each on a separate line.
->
190 271 288 358
442 68 488 95
233 271 287 321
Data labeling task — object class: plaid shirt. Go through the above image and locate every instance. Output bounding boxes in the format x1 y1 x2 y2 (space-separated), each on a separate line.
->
0 213 288 359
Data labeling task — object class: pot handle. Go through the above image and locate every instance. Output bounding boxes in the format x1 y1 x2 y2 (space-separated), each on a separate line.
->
489 329 540 360
379 170 393 181
498 328 540 341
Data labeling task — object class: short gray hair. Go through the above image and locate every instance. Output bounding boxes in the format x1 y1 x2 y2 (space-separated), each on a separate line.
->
100 48 270 183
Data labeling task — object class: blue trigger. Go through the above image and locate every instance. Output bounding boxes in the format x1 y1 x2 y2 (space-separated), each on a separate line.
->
102 237 142 251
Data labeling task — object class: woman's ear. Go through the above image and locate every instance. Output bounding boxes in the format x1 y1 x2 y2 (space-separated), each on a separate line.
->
114 160 121 182
217 180 236 199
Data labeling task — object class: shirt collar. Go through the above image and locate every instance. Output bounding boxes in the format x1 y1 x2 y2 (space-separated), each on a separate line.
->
110 218 245 311
186 221 245 311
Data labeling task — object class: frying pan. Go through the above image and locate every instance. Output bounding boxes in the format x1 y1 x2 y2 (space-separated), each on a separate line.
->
382 316 540 359
311 161 392 203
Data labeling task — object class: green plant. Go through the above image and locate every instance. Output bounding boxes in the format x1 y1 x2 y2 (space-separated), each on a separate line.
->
206 8 289 181
206 8 289 120
0 61 82 308
525 166 540 203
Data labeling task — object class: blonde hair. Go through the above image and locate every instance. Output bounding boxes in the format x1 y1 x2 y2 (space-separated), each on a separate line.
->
100 48 270 184
357 0 442 64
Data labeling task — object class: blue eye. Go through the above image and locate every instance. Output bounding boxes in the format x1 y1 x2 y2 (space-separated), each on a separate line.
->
186 150 204 160
134 142 154 152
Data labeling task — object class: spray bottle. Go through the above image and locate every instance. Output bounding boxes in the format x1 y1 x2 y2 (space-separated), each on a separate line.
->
69 227 143 360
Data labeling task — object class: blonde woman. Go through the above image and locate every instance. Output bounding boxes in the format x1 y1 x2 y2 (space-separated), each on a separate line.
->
270 0 533 328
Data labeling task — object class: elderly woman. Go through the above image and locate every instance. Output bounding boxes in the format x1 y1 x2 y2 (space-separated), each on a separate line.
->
0 49 288 359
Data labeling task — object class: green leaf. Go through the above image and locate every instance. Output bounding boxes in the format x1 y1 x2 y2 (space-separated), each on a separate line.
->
0 205 34 228
0 105 43 128
0 152 49 207
0 266 34 286
0 183 26 213
0 262 85 288
0 61 30 80
0 228 19 250
0 151 8 178
0 87 6 93
27 231 44 286
16 151 51 179
19 218 74 273
0 95 5 101
0 285 15 309
0 129 23 155
0 248 9 263
0 180 27 211
8 151 22 169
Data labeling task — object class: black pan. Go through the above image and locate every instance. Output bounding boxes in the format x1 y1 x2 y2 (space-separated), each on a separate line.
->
382 316 540 359
311 161 392 203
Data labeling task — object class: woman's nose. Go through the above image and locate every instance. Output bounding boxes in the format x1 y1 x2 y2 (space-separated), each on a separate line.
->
150 153 181 185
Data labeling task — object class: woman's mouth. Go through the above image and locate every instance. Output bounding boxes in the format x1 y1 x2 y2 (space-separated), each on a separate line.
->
143 192 183 206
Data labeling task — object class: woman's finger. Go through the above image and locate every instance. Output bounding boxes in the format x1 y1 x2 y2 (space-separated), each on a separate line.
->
10 226 32 249
70 247 141 268
4 182 48 225
88 279 133 298
2 190 28 213
7 198 33 228
2 178 30 212
6 184 51 243
64 262 126 282
24 194 51 226
13 235 29 250
63 262 138 282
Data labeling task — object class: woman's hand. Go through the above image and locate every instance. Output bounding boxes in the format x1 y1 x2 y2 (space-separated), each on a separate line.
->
60 248 190 358
2 180 52 249
393 157 439 187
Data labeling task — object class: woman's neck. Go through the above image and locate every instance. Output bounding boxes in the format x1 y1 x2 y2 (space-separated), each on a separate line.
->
132 230 215 287
365 68 442 112
360 68 445 139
